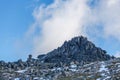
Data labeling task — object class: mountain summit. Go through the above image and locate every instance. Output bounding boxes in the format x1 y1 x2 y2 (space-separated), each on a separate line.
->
0 36 115 80
42 36 112 64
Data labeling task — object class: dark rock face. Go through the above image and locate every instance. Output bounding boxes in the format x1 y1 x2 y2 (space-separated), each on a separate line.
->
37 54 46 61
43 36 112 64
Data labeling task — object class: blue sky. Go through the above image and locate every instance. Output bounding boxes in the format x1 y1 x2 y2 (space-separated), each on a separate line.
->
0 0 54 61
0 0 39 61
0 0 120 62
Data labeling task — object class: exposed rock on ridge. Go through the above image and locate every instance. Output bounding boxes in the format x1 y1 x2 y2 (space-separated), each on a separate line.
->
43 36 112 64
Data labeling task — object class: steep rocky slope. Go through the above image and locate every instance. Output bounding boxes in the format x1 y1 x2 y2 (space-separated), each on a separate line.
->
43 36 112 64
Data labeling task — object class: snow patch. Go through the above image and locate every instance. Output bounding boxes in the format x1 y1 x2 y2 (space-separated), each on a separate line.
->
15 68 28 73
34 77 39 80
70 64 77 68
14 78 20 80
99 62 108 72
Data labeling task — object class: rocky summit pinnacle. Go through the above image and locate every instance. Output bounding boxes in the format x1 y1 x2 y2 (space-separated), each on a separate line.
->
43 36 113 64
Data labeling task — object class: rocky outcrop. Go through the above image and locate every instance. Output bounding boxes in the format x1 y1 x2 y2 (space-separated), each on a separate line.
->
0 36 115 80
43 36 113 64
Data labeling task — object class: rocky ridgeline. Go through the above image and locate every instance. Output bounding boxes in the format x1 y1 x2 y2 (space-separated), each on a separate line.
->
43 36 113 64
0 36 115 80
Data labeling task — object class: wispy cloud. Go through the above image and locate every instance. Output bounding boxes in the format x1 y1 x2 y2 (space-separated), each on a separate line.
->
26 0 120 57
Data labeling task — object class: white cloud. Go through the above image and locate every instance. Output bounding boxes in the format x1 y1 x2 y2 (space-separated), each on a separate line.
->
26 0 90 57
91 0 120 39
26 0 120 57
114 51 120 58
